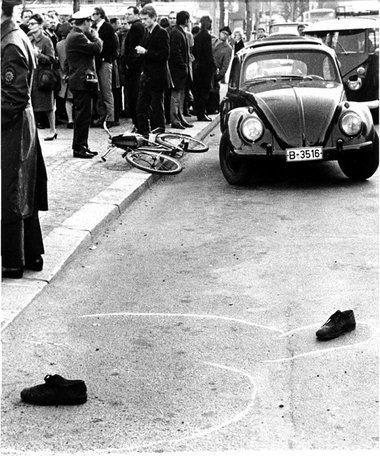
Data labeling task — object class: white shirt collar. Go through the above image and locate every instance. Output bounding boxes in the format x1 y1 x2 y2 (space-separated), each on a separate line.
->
96 19 105 30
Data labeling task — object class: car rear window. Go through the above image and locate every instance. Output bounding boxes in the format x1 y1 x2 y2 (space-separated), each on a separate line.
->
243 50 339 83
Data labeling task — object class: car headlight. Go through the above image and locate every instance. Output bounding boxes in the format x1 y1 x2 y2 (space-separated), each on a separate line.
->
340 111 363 136
240 116 264 142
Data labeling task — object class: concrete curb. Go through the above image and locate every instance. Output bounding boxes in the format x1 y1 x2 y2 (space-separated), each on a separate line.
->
1 116 220 332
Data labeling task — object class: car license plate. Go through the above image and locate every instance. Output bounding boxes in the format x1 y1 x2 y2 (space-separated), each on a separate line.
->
286 147 323 162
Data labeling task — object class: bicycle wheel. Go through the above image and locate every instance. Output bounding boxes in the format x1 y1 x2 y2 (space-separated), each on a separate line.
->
156 133 209 153
125 150 182 175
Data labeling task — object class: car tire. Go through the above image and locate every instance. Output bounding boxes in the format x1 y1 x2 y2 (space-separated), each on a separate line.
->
219 132 251 185
338 133 379 181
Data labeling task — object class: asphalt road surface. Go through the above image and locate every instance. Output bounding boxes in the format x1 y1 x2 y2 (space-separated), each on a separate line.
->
1 128 378 454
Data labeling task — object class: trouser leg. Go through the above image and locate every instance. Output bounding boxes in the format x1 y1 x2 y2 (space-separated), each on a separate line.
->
126 74 140 127
72 90 92 152
136 78 151 135
97 62 115 122
24 212 44 259
177 88 186 124
1 219 23 268
170 89 181 124
150 89 165 132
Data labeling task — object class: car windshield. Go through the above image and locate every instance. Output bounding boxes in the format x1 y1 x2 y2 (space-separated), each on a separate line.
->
243 49 340 84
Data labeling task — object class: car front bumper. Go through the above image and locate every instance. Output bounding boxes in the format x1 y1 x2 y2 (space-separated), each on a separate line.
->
234 139 374 161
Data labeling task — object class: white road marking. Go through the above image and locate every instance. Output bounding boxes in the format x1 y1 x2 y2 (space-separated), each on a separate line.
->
79 311 284 333
83 362 257 453
77 311 375 448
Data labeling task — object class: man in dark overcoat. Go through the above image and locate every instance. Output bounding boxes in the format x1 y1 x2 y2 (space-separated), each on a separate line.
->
168 10 193 129
124 5 145 128
135 4 171 135
66 9 102 158
193 15 216 121
1 0 48 279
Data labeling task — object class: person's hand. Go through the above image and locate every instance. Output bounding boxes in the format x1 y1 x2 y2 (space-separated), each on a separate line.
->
90 28 99 40
135 45 147 55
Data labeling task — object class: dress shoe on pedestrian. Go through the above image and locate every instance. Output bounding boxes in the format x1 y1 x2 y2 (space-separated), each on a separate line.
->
73 150 94 159
67 122 74 129
197 115 212 122
20 374 87 405
171 122 186 129
316 310 356 341
2 267 23 279
44 133 57 141
180 120 194 128
84 147 98 156
25 255 43 271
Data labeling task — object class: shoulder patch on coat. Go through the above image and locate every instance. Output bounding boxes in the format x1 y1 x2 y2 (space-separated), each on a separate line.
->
3 66 16 85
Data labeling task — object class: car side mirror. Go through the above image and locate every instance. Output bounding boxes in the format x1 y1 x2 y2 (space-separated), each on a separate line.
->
346 74 362 91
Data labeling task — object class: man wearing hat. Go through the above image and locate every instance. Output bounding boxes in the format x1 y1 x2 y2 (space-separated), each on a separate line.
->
65 9 103 158
1 0 48 278
207 25 233 114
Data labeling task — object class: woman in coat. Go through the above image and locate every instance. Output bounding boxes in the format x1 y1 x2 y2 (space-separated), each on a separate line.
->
28 13 57 140
1 0 48 278
233 28 245 54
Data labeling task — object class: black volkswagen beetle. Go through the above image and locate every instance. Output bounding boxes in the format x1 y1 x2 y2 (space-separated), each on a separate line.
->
219 35 379 185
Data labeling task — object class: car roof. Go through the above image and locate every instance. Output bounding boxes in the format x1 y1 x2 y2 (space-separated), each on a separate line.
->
245 35 324 50
304 18 378 32
240 36 336 59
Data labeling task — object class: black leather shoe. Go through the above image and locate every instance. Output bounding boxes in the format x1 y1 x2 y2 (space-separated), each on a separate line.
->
73 150 94 159
25 255 43 271
84 147 98 156
197 115 212 122
2 267 23 279
171 122 186 129
316 310 356 341
180 120 194 128
21 374 87 405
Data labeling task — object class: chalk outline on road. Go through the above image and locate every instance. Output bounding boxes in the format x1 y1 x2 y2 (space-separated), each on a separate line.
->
79 311 375 451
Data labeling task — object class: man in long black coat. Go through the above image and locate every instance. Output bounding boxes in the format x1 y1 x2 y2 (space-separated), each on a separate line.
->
1 0 48 278
135 5 171 135
193 15 216 121
124 5 145 128
168 11 193 129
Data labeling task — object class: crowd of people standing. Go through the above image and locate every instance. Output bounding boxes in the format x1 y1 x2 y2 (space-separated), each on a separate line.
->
1 0 251 278
10 4 252 145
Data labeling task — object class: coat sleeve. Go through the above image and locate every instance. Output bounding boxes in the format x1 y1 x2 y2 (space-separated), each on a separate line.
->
145 28 169 62
205 34 217 72
219 46 232 78
169 31 186 69
1 43 30 126
125 22 145 70
99 23 118 60
37 36 55 66
71 32 102 57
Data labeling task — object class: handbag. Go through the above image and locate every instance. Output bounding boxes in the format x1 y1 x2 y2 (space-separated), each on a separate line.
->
84 71 98 90
38 67 61 92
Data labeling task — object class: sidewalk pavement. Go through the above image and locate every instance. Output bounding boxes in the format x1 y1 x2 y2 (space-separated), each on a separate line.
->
1 114 220 332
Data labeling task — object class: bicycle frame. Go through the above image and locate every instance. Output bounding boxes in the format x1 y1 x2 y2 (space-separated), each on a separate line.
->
101 122 182 162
